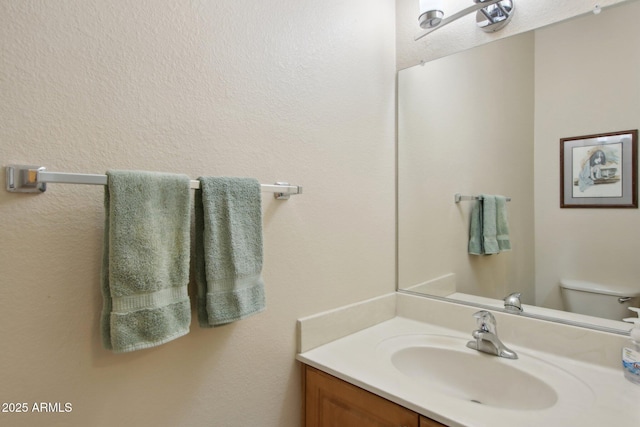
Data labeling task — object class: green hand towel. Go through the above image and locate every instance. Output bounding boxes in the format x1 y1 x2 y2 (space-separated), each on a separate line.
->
468 199 484 255
496 195 511 251
468 194 511 255
481 195 500 255
195 177 266 327
101 170 192 353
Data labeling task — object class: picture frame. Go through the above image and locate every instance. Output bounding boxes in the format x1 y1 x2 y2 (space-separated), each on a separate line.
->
560 129 637 208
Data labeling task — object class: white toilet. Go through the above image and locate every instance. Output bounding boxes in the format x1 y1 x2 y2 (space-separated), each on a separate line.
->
560 279 640 321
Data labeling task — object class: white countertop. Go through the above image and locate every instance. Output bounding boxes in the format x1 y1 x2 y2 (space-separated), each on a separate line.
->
297 316 640 427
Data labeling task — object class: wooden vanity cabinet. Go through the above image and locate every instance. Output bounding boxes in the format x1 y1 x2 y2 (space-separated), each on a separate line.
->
420 416 447 427
304 365 447 427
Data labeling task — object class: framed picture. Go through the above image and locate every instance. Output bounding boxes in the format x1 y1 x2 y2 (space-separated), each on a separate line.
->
560 129 637 208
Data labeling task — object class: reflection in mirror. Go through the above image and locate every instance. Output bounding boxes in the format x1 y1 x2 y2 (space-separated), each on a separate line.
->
397 0 640 334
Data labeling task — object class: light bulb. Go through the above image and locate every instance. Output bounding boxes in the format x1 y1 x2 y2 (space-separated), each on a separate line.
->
419 0 445 29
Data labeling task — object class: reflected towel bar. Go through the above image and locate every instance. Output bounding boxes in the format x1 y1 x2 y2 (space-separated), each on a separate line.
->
5 165 302 200
455 193 511 203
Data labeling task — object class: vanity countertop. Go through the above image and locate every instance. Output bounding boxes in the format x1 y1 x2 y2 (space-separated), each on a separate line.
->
297 315 640 427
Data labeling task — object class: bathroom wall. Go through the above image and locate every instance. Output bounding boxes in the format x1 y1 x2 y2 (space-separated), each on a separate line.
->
396 0 632 69
0 1 395 426
534 1 640 309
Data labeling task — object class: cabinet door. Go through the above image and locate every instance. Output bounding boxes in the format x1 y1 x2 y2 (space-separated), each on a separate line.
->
305 365 419 427
420 415 447 427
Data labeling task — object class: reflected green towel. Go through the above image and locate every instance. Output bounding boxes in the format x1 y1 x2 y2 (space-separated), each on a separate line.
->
482 195 499 254
468 194 511 255
101 170 191 353
468 199 484 255
195 177 266 327
495 195 511 251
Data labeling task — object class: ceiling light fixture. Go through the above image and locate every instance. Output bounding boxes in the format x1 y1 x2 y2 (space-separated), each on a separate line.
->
416 0 515 41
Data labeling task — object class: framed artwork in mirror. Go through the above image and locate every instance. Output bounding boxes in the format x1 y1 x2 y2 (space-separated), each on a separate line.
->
560 129 637 208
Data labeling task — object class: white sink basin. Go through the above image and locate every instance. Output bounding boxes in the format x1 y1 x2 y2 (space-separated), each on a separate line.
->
377 334 594 411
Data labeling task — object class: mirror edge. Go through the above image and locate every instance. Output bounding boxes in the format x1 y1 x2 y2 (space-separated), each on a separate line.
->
398 290 631 336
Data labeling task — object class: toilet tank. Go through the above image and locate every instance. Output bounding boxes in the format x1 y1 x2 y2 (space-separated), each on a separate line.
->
560 279 640 321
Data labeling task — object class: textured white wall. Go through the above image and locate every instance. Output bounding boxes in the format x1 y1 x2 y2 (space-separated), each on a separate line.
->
396 0 632 70
0 1 396 426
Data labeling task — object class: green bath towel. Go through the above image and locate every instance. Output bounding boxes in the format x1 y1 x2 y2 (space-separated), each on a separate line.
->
195 177 266 327
481 195 500 254
468 199 484 255
101 170 192 353
468 194 511 255
495 195 511 251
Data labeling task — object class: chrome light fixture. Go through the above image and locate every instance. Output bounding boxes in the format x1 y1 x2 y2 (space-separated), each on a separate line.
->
418 0 444 29
416 0 515 41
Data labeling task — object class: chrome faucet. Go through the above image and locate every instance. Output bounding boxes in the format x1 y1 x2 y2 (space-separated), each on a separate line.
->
504 292 523 313
466 310 518 359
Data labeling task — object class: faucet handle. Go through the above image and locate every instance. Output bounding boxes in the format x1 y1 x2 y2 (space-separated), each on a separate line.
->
472 310 497 334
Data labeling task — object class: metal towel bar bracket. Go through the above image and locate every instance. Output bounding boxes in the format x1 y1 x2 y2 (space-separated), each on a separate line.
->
454 193 511 203
5 165 302 200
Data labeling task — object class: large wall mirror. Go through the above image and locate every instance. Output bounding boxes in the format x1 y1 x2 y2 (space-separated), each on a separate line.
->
397 0 640 333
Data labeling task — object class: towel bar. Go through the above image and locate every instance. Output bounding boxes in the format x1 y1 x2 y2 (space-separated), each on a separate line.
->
455 193 511 203
5 165 302 200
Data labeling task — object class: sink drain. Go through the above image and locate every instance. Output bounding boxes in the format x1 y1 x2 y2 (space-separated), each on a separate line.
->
470 399 482 404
